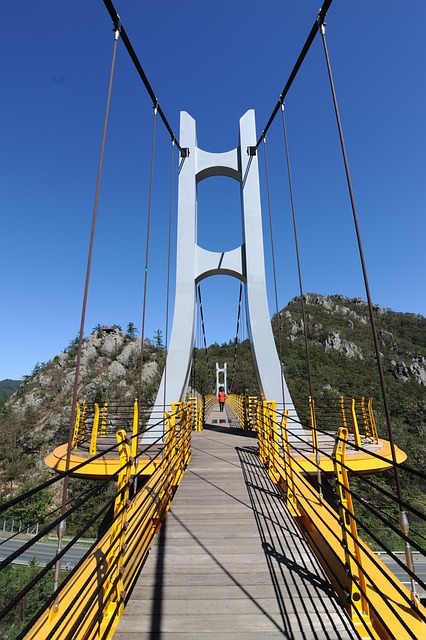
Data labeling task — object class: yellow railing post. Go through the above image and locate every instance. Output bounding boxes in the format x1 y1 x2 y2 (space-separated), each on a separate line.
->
100 401 108 438
100 429 132 636
264 402 271 467
172 402 185 484
197 397 203 431
242 395 248 429
333 427 371 631
280 410 299 516
265 401 279 481
131 400 139 461
188 396 202 432
163 411 175 512
367 398 379 444
257 402 266 464
339 396 347 429
89 403 100 455
350 398 362 449
183 401 192 467
309 396 323 499
248 396 258 431
71 403 81 448
164 407 177 471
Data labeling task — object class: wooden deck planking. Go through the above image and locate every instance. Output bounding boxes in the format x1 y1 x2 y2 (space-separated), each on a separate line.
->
114 407 358 639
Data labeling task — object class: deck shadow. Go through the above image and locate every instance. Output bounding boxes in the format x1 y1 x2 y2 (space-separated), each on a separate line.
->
203 423 257 438
236 445 357 639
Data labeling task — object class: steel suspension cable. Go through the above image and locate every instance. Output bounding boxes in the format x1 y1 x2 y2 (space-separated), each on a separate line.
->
194 284 203 394
280 102 323 497
102 0 186 155
162 140 175 411
54 24 121 601
137 105 158 430
197 283 213 390
262 137 286 409
229 281 243 393
255 0 334 150
318 18 417 602
280 104 315 405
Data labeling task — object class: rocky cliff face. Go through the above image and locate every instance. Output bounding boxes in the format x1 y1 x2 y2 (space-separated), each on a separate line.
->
275 293 426 469
279 294 426 387
3 327 163 467
1 295 425 486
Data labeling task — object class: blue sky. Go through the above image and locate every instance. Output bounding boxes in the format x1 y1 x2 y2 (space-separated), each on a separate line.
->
1 0 425 380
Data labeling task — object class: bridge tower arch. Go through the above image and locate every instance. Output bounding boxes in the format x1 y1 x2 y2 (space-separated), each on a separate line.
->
216 363 227 396
148 110 302 440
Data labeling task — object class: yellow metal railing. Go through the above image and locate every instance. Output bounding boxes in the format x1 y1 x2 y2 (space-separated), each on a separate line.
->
226 394 258 430
224 394 244 426
255 400 426 640
203 394 216 422
24 399 198 640
71 401 87 448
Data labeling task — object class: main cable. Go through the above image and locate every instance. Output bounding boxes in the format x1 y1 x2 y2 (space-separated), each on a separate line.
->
102 0 186 155
255 0 333 150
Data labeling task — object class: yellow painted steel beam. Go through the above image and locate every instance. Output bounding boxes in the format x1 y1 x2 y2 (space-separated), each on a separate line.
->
26 465 167 639
292 438 407 475
259 404 425 640
44 444 161 479
27 402 194 639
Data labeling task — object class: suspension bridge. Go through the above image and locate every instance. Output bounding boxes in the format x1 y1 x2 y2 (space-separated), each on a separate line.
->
1 1 426 639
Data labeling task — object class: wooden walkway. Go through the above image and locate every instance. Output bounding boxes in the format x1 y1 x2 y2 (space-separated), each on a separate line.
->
114 406 358 640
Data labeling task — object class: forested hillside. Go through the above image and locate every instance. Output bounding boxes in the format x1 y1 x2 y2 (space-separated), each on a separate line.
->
0 294 425 505
0 379 20 401
277 294 426 469
192 294 426 469
0 325 165 490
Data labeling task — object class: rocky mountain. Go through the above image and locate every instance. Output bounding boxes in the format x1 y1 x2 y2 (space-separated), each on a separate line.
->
0 326 164 487
1 295 425 490
276 294 426 469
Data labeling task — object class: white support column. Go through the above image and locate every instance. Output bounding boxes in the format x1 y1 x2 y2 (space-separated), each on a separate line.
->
216 363 228 396
146 110 304 442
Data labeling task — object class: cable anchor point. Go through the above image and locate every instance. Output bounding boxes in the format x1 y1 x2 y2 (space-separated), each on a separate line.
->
113 15 121 40
317 10 326 35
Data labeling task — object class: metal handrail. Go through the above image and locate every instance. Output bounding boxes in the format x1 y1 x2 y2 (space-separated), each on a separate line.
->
255 400 426 639
0 400 198 640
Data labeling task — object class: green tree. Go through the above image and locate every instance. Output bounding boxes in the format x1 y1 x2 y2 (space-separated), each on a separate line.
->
0 559 55 639
153 329 164 350
126 322 139 337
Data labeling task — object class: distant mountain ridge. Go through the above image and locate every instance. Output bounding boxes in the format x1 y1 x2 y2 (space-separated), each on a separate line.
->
0 326 164 485
0 294 425 488
0 379 21 398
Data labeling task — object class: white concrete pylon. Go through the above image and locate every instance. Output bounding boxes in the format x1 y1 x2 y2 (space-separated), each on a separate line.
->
216 363 227 396
146 110 304 442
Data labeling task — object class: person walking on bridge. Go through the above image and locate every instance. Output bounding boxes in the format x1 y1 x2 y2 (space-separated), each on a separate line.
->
218 387 227 412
